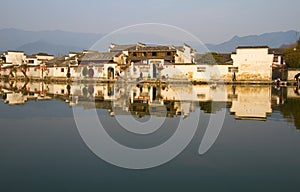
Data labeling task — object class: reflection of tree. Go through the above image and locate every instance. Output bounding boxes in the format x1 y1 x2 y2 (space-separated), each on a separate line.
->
82 87 88 97
199 101 225 113
279 98 300 130
82 66 88 77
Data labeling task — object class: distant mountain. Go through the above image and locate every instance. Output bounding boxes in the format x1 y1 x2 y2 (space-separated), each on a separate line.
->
206 30 299 53
17 40 83 56
0 28 103 55
0 28 299 55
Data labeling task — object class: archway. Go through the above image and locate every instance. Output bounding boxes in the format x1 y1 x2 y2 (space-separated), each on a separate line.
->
88 68 94 78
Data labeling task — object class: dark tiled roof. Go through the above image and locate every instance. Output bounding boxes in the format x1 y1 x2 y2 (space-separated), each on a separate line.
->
79 52 117 61
268 48 283 55
236 46 269 49
26 55 37 59
35 52 54 56
45 56 68 67
109 44 137 52
194 53 232 65
6 50 24 53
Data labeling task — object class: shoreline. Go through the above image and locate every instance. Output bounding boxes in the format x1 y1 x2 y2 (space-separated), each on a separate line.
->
0 76 297 86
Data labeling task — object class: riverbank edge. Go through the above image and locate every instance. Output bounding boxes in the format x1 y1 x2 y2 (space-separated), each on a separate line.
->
0 76 297 86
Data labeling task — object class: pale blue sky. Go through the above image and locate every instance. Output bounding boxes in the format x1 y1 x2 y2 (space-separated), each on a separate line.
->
0 0 299 43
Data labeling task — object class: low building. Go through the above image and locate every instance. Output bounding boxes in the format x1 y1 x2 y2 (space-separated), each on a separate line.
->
0 51 26 78
75 51 119 80
174 44 196 63
25 55 40 79
193 53 233 81
45 56 69 79
1 50 25 66
231 46 274 81
269 48 286 80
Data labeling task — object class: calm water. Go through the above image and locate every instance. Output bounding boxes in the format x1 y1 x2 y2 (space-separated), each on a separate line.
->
0 81 300 192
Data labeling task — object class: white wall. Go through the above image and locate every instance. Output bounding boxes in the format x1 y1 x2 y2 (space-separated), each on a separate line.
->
231 48 273 81
2 52 25 65
48 67 68 78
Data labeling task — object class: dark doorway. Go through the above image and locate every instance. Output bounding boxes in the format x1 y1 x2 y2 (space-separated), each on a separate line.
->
152 64 157 78
108 67 114 79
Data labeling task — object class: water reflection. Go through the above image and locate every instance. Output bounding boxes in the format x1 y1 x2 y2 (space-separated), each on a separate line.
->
1 80 300 129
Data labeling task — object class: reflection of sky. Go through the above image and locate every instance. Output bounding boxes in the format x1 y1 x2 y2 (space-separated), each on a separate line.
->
0 100 300 191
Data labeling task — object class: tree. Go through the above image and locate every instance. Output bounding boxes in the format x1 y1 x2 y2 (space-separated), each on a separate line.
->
82 66 88 77
283 38 300 68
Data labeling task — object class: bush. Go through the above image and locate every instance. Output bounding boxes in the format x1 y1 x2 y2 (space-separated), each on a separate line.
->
284 39 300 68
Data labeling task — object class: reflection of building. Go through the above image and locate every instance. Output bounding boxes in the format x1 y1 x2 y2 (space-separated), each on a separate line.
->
3 91 27 105
230 86 272 120
287 68 300 81
1 80 275 120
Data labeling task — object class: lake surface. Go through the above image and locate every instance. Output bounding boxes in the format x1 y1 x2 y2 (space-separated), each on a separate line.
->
0 81 300 192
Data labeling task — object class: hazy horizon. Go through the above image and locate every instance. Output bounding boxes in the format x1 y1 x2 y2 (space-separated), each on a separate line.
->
1 0 299 44
0 27 298 45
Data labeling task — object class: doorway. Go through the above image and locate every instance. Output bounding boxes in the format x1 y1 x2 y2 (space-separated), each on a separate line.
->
107 67 114 79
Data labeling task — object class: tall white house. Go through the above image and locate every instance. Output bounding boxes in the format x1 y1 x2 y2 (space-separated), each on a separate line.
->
1 51 26 66
231 46 274 81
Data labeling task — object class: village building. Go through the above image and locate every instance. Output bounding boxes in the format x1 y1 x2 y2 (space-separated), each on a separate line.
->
0 51 26 78
173 44 196 63
231 46 274 81
24 55 39 78
180 52 233 81
126 45 176 79
45 56 70 79
269 48 286 80
1 50 26 66
75 51 119 80
26 53 55 79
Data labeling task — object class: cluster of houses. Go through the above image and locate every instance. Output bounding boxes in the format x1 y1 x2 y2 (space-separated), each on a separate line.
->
0 43 291 82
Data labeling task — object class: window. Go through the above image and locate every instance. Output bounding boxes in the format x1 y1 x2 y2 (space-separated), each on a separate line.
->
228 67 238 73
152 52 157 56
167 52 171 56
28 60 34 64
61 89 65 94
61 68 65 73
197 67 206 72
133 52 137 57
